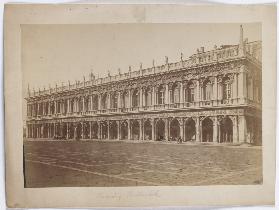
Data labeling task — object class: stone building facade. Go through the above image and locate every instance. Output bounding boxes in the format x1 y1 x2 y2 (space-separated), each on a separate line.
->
25 26 262 145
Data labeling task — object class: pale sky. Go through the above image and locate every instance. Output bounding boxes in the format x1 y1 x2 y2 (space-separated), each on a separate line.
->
22 23 261 97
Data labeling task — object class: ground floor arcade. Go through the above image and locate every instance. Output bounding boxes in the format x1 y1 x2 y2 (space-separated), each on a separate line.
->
26 109 262 145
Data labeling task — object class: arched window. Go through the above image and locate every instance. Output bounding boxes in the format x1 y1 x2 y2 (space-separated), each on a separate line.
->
144 88 152 106
122 91 129 108
203 80 212 101
170 83 180 104
185 81 195 102
101 94 107 109
111 92 118 108
132 89 139 107
92 95 98 110
157 85 165 105
57 101 61 113
223 77 232 100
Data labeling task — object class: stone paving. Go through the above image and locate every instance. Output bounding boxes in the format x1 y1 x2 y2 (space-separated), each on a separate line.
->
23 140 262 187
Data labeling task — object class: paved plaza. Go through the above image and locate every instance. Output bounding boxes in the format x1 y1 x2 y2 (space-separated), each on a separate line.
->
24 140 262 187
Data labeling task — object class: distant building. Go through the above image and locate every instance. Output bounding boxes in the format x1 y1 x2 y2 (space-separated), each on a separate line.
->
25 26 262 145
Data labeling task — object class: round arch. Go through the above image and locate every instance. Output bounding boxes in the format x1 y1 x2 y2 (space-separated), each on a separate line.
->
68 123 75 139
120 121 128 140
169 118 180 139
220 116 233 143
184 118 196 141
109 121 118 139
76 123 82 140
144 120 152 140
131 120 140 140
91 122 98 139
100 121 108 139
156 119 165 141
83 122 90 139
202 117 213 142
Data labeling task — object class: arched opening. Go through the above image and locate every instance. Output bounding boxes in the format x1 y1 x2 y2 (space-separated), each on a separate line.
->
109 121 118 139
50 124 54 138
157 85 165 105
203 79 212 101
62 123 67 139
101 94 108 110
83 122 90 139
63 100 68 114
120 121 128 140
76 123 82 140
69 123 75 139
170 119 180 139
185 81 195 102
50 102 55 114
122 91 129 108
185 118 196 141
70 99 74 113
100 121 108 139
131 120 140 140
91 122 98 139
132 89 139 107
45 102 49 115
220 117 233 143
84 96 89 112
144 120 152 140
92 95 98 110
43 124 48 138
110 93 118 109
170 83 180 104
156 119 165 140
144 87 152 107
78 97 83 112
55 123 61 137
222 76 232 100
202 118 213 142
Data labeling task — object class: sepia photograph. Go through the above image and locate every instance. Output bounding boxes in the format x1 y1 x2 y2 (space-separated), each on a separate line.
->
4 4 276 208
22 23 262 188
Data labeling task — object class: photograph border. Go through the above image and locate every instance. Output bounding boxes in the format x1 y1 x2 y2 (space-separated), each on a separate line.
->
4 4 276 208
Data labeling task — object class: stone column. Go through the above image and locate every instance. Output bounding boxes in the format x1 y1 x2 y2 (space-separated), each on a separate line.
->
107 93 111 110
66 123 69 140
90 95 93 111
165 84 169 104
97 122 101 139
232 116 238 143
238 115 246 143
195 117 200 142
164 119 169 141
180 83 184 105
127 120 131 140
117 121 121 140
213 77 218 103
89 122 92 139
213 116 218 143
81 123 84 139
139 119 143 140
128 90 131 108
151 119 155 141
117 92 121 109
139 88 143 107
233 74 238 101
74 125 77 140
108 121 111 139
152 86 156 106
82 97 85 112
98 94 101 110
54 101 57 114
195 80 200 103
179 118 184 140
238 66 247 103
